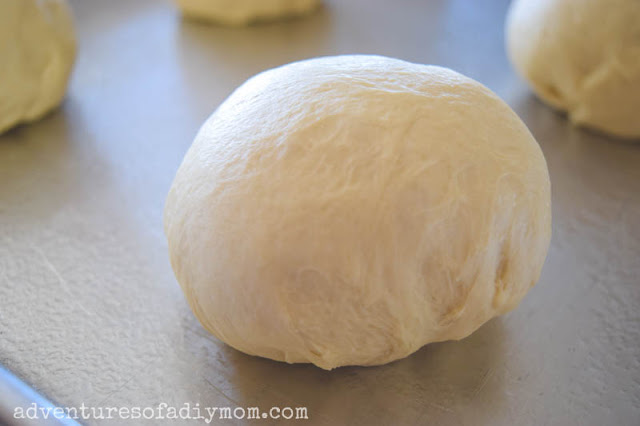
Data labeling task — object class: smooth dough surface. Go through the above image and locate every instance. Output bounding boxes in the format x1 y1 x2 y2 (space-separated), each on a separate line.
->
0 0 76 135
164 55 552 370
506 0 640 139
175 0 321 26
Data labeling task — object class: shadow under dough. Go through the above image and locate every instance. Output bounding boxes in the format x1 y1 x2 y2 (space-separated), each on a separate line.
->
178 301 508 425
0 102 78 221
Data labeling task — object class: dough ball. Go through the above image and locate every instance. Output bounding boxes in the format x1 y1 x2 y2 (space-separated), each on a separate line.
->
0 0 76 135
164 55 551 370
506 0 640 139
175 0 321 26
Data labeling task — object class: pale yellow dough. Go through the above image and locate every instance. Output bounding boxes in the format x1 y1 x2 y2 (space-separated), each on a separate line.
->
506 0 640 139
164 55 552 370
0 0 76 135
175 0 321 26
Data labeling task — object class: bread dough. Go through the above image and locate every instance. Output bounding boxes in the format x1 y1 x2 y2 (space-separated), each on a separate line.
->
506 0 640 139
164 55 552 370
0 0 76 135
175 0 321 26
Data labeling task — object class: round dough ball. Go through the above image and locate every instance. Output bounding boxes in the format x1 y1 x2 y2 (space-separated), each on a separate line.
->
506 0 640 139
164 55 551 370
0 0 76 135
175 0 321 26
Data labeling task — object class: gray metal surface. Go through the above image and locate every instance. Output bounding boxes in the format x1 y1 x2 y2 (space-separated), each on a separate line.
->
1 0 639 425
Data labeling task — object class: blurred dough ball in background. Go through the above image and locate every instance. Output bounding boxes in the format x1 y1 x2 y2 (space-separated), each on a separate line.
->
0 0 76 135
506 0 640 139
164 55 552 370
175 0 321 26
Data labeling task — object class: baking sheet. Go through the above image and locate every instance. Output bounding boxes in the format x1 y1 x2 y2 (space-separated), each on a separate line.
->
1 0 639 425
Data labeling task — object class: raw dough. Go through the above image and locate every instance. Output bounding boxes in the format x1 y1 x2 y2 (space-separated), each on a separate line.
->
506 0 640 139
164 55 552 370
0 0 76 135
175 0 321 26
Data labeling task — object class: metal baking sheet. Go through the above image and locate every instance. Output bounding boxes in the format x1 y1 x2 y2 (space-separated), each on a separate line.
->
1 0 639 424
